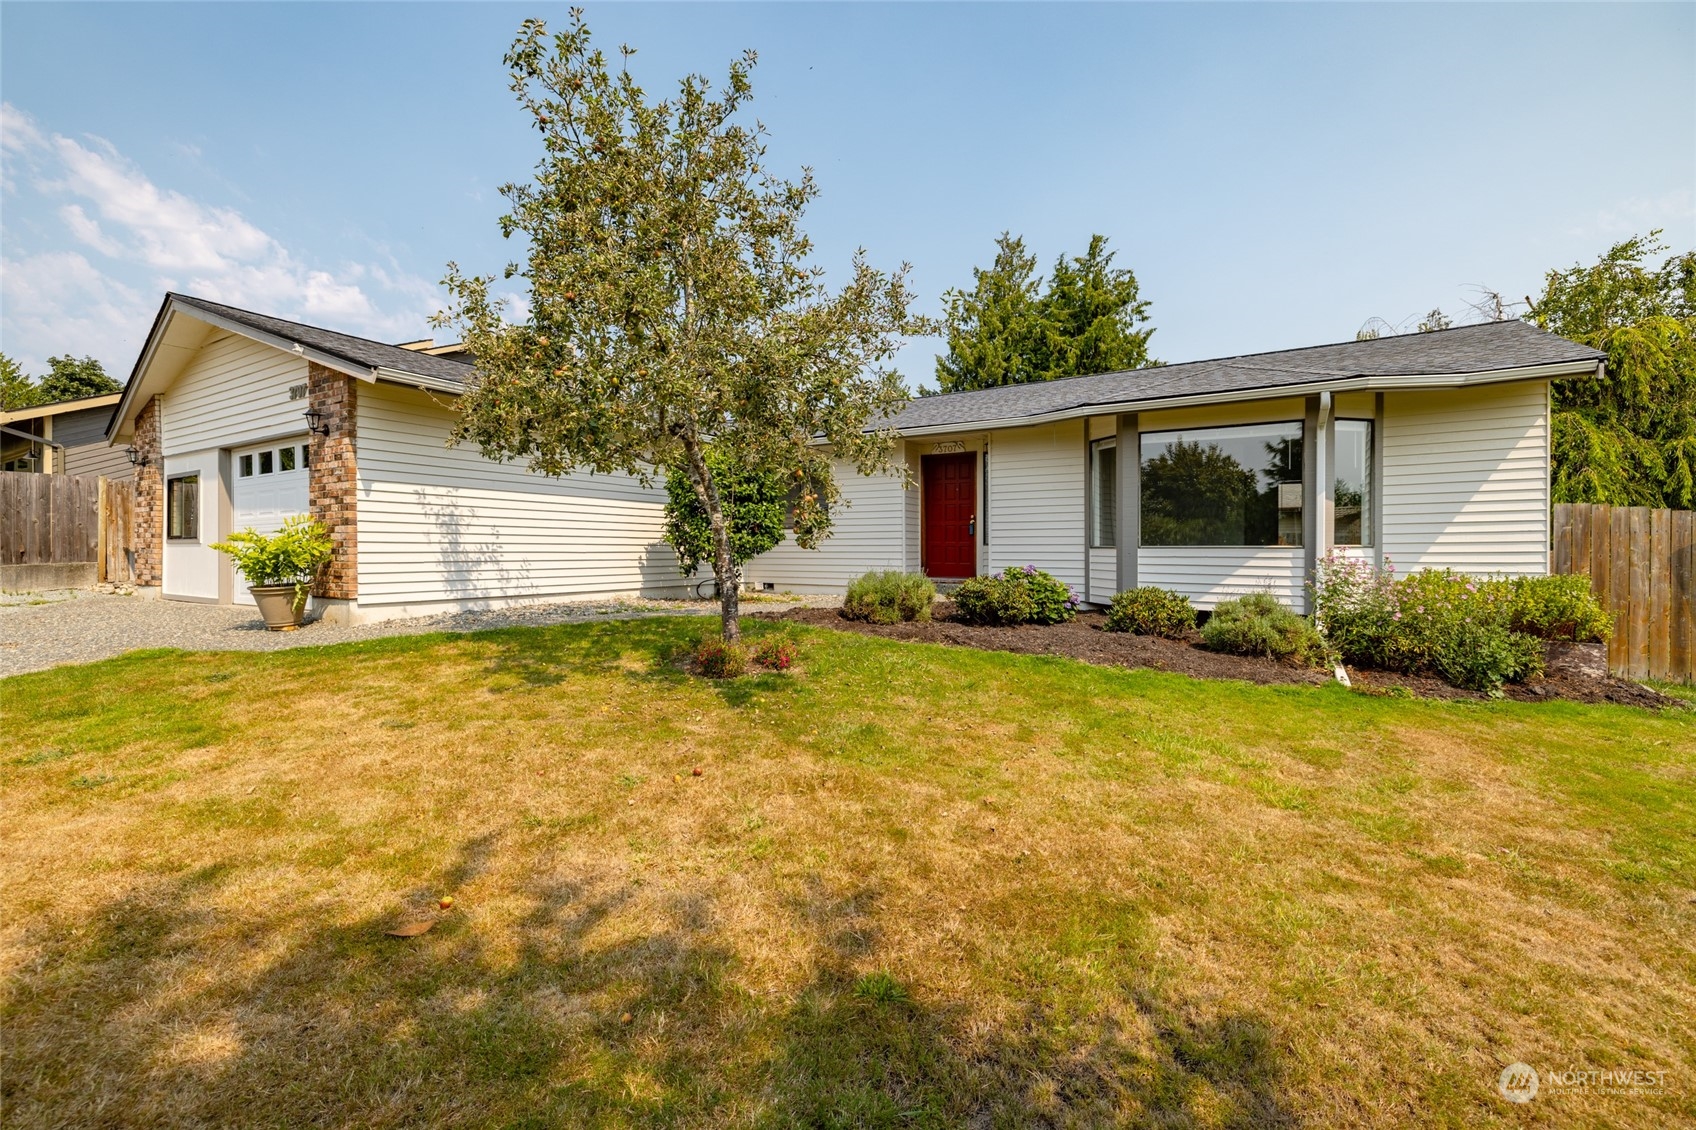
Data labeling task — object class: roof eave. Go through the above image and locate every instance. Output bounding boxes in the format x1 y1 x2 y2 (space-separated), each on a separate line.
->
890 357 1602 438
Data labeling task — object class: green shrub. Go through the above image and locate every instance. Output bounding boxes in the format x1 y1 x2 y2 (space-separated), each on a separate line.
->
1312 553 1552 691
692 637 749 678
1104 587 1196 638
843 571 935 624
952 565 1080 626
210 516 333 612
1200 593 1325 664
1503 574 1612 642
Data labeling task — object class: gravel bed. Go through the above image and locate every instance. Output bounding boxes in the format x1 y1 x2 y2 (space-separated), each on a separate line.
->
0 590 839 678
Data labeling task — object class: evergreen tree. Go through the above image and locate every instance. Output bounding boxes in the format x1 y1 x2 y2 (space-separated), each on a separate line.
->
935 232 1157 394
1038 234 1156 378
0 353 40 411
934 233 1048 393
1527 232 1696 508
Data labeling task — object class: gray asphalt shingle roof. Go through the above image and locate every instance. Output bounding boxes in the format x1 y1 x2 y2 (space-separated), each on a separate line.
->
888 319 1602 432
171 293 476 386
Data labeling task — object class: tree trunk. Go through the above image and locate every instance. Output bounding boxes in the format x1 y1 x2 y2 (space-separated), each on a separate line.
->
679 430 740 643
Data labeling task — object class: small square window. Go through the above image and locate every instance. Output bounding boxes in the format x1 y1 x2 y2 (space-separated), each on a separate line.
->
259 450 274 475
167 475 199 540
279 446 296 472
239 454 253 477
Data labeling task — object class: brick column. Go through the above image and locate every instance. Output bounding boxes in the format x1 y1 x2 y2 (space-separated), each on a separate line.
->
307 363 357 599
131 397 163 586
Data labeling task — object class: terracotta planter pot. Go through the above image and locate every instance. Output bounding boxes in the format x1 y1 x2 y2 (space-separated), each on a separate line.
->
250 584 308 631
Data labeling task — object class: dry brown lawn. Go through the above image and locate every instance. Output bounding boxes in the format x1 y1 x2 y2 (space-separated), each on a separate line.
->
1 618 1692 1128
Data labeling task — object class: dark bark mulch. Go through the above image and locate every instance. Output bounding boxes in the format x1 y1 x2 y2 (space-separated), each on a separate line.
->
755 604 1683 710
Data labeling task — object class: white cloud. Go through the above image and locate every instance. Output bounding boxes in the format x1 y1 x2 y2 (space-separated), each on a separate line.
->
0 250 151 376
59 204 123 257
0 102 447 375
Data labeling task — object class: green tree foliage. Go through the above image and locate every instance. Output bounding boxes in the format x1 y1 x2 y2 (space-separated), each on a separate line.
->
0 353 39 411
437 12 929 640
1527 232 1696 508
36 356 120 403
935 233 1157 393
0 353 119 410
663 447 799 578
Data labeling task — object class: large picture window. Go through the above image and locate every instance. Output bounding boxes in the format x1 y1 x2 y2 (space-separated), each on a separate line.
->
1140 422 1303 547
166 474 199 541
1090 438 1116 548
1333 419 1373 546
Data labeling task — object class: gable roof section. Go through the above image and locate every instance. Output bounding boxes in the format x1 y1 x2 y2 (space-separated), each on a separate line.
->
167 294 475 386
107 292 475 442
888 320 1603 434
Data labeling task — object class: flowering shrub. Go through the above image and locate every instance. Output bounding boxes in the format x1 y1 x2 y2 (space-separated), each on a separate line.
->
952 565 1081 626
1104 587 1197 638
843 571 935 624
1311 553 1545 691
1199 593 1326 664
692 637 750 679
752 635 799 671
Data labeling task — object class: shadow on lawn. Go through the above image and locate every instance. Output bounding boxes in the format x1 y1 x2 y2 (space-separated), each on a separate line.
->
6 844 1295 1129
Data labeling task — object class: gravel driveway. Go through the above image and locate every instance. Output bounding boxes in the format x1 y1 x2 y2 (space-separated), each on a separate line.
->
0 590 833 678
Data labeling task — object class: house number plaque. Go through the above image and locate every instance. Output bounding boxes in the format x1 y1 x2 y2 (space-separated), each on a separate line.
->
930 441 966 454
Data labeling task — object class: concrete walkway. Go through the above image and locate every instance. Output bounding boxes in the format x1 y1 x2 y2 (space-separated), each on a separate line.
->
0 590 829 678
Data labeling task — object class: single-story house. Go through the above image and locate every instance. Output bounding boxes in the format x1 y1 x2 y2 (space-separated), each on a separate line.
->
106 292 1604 622
2 392 129 479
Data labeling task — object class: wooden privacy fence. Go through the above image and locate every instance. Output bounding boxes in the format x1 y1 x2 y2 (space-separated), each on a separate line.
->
0 470 138 586
1 470 100 567
1551 503 1694 683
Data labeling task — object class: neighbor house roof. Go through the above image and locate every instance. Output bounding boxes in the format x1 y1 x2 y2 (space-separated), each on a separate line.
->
888 320 1604 435
0 392 122 426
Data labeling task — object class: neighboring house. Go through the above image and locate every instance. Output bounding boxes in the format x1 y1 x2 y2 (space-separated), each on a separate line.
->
107 292 1603 623
1 393 128 479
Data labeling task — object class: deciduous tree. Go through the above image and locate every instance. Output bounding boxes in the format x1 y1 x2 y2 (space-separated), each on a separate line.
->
436 12 928 640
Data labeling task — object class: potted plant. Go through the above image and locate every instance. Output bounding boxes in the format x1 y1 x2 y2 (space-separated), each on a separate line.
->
211 515 334 630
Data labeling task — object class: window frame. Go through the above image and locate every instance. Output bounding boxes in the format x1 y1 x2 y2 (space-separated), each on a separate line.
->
166 473 200 542
1089 436 1117 549
1137 420 1306 549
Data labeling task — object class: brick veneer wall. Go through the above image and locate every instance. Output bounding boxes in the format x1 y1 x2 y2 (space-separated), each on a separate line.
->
131 397 163 585
307 362 357 599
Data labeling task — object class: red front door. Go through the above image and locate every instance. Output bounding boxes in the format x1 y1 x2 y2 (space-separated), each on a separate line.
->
922 452 977 579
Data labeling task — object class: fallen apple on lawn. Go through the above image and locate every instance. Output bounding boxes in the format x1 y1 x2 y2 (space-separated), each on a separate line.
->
691 767 703 777
439 896 454 910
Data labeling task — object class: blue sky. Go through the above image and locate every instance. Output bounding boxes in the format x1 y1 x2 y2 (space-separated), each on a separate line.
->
2 2 1693 389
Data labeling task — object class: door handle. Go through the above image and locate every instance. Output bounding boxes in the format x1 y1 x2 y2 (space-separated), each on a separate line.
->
968 515 976 536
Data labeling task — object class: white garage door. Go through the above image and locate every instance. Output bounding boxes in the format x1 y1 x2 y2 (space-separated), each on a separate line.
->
231 437 311 604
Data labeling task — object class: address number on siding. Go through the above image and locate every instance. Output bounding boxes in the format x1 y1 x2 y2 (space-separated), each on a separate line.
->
930 441 966 454
288 383 309 401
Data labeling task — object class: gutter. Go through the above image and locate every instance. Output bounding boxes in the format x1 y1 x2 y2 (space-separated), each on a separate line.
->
890 358 1603 438
1 424 66 469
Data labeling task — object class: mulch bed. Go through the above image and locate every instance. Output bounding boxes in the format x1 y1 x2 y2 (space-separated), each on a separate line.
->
756 604 1682 710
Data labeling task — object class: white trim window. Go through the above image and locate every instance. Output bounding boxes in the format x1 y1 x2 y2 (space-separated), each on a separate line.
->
1089 437 1116 548
1333 419 1373 546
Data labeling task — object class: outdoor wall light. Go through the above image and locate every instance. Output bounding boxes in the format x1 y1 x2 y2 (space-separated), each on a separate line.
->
304 407 331 437
125 446 150 468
